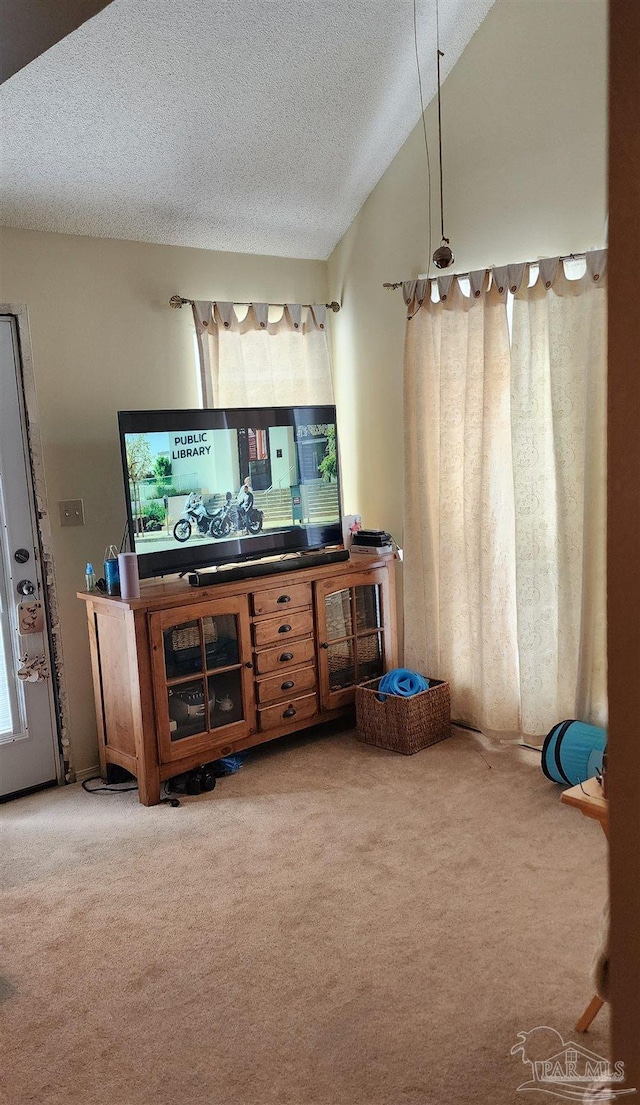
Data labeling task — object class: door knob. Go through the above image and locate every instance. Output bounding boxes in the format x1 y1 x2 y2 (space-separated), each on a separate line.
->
17 579 36 597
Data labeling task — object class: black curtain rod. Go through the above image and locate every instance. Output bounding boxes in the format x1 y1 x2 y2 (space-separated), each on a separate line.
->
169 295 341 312
382 251 591 290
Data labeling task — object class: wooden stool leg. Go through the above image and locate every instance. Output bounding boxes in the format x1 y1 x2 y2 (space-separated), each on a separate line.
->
576 994 605 1033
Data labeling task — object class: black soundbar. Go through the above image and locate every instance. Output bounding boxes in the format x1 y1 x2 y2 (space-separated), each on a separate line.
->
188 548 350 587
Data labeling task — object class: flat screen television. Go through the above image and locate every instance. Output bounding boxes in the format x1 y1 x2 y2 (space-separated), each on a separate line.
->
118 406 343 579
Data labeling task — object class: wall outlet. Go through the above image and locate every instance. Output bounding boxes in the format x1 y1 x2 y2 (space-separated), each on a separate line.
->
58 499 85 526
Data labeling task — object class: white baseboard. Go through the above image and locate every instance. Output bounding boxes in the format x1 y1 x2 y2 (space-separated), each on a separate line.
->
72 764 101 783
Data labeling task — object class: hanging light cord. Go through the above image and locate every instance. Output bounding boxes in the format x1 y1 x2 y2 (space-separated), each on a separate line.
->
413 0 433 279
435 0 446 243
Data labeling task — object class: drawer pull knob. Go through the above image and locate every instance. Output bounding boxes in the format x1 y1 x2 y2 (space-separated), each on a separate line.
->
278 624 292 634
245 661 253 669
279 652 293 662
277 595 291 604
283 707 296 718
320 642 329 649
281 680 295 690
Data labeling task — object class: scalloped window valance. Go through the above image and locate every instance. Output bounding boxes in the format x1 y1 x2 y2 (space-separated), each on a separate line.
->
192 302 329 332
402 249 608 317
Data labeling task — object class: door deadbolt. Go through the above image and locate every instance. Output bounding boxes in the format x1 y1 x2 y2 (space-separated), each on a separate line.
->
14 548 30 564
17 579 36 597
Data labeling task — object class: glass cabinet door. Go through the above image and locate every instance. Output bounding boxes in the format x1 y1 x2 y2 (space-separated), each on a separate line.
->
150 599 253 763
316 570 392 710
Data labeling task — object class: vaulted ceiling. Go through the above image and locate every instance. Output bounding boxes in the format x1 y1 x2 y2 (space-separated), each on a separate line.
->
0 0 495 259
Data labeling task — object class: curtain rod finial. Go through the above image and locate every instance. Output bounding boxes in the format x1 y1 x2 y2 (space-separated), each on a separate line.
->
169 294 188 309
328 301 341 313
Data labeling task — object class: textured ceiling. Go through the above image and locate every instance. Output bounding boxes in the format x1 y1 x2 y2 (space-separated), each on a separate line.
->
0 0 495 259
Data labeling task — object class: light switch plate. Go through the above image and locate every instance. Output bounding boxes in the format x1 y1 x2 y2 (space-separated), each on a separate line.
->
59 499 85 527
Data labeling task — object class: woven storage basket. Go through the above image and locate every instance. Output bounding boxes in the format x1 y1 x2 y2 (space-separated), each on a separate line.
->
171 620 218 652
355 676 451 754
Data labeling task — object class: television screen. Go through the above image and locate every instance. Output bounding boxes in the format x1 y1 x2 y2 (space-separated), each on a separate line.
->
118 406 342 579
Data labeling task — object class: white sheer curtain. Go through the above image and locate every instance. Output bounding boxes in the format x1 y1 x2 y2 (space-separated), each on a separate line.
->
192 301 334 407
403 273 521 732
511 252 608 733
402 251 607 737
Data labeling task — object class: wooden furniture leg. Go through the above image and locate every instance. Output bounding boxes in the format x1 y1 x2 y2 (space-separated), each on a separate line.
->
576 994 605 1033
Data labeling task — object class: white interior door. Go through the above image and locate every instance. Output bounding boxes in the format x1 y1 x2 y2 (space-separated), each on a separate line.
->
0 316 60 798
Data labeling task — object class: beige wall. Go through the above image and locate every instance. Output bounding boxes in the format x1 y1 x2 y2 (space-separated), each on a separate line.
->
0 0 609 775
0 227 327 774
328 0 608 545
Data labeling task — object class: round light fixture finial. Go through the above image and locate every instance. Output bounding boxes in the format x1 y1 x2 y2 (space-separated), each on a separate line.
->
433 239 454 269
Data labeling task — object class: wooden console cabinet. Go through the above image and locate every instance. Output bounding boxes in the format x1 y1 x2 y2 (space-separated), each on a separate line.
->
78 556 397 805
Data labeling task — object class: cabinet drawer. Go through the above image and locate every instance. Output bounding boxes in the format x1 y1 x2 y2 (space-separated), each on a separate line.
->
253 609 314 648
256 664 316 705
251 582 312 617
258 692 318 732
254 636 316 675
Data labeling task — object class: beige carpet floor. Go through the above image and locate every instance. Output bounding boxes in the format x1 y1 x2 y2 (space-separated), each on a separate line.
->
1 725 609 1105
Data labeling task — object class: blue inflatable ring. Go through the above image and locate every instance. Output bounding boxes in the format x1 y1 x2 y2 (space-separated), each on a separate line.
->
376 668 430 701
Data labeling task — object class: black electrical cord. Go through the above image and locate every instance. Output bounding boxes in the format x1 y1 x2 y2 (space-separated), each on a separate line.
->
82 776 138 794
81 775 180 806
